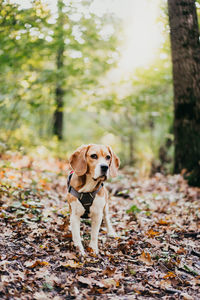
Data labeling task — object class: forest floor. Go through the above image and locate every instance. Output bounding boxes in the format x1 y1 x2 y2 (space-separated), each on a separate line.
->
0 153 200 300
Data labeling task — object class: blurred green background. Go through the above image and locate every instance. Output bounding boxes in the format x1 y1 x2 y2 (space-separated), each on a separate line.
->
1 0 199 175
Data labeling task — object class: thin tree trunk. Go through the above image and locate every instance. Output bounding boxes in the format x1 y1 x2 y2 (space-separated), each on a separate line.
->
53 0 64 140
53 47 64 140
129 133 134 165
168 0 200 186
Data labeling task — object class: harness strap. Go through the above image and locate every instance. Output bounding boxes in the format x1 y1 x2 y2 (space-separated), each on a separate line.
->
67 171 103 218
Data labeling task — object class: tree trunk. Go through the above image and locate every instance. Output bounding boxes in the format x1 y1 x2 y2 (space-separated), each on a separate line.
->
129 133 134 165
168 0 200 186
53 47 64 140
53 0 64 140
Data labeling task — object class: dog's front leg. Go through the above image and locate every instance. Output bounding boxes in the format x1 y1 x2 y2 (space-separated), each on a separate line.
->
103 203 117 237
70 201 85 256
89 212 103 254
89 196 105 254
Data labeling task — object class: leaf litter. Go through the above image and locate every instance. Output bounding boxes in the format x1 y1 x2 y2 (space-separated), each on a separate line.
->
0 153 200 299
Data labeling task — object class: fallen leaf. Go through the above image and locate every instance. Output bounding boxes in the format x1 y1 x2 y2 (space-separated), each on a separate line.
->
157 219 170 225
160 279 172 289
163 271 176 279
176 248 187 254
102 266 116 276
146 229 160 237
139 251 153 265
101 278 119 288
61 260 81 268
77 276 93 286
181 292 194 300
25 260 49 268
33 291 49 300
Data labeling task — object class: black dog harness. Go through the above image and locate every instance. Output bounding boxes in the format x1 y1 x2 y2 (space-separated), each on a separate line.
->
67 171 103 219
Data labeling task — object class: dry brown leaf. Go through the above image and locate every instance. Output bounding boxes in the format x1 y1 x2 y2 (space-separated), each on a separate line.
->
181 292 194 300
146 229 160 238
139 251 153 265
163 271 176 279
61 260 81 268
33 291 49 300
176 248 187 254
102 266 116 277
24 260 49 268
160 279 172 289
77 276 93 286
157 219 170 225
146 238 162 247
60 252 77 260
101 278 119 288
85 266 102 272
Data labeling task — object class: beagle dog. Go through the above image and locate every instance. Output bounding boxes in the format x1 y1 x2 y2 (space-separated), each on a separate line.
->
67 144 120 256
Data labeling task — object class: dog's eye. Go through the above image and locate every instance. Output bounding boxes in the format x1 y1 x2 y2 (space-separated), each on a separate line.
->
90 154 98 159
106 155 111 160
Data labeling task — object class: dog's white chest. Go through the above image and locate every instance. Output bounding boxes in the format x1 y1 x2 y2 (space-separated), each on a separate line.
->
89 195 105 216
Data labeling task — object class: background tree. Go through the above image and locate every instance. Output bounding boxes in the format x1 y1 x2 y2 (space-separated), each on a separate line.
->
168 0 200 186
42 0 120 140
0 0 119 146
0 0 50 144
3 0 200 178
53 0 65 140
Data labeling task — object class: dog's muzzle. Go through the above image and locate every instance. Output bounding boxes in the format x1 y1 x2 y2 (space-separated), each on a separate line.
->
100 164 108 175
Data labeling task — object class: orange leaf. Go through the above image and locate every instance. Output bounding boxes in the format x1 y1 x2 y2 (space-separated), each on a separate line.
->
103 266 116 277
146 229 160 237
22 201 30 208
163 271 176 279
63 233 72 239
0 171 5 178
39 261 49 266
157 219 170 225
134 289 141 294
176 248 186 254
139 251 153 265
40 179 47 185
25 260 49 268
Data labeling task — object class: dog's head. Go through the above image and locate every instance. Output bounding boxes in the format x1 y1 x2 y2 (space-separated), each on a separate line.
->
69 144 120 180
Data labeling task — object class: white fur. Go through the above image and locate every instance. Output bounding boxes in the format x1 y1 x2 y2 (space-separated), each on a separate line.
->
94 158 109 180
70 200 85 256
89 195 105 253
104 203 117 237
70 190 115 255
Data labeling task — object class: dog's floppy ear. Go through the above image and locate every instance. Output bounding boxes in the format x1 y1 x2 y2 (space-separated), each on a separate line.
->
107 146 120 178
69 145 89 176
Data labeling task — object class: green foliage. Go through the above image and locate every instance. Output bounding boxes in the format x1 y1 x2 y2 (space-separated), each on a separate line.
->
0 0 174 173
0 0 120 153
126 205 141 214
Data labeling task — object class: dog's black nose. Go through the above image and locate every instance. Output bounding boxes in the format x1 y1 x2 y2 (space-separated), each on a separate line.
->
101 164 108 173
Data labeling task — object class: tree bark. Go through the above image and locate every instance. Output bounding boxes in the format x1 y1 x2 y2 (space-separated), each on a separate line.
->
53 0 65 140
168 0 200 186
129 133 134 165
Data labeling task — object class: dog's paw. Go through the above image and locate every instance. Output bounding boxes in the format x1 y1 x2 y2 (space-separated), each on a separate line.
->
74 244 85 257
89 242 99 255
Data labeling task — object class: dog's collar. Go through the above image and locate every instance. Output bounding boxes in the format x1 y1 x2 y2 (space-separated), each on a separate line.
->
67 171 103 218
